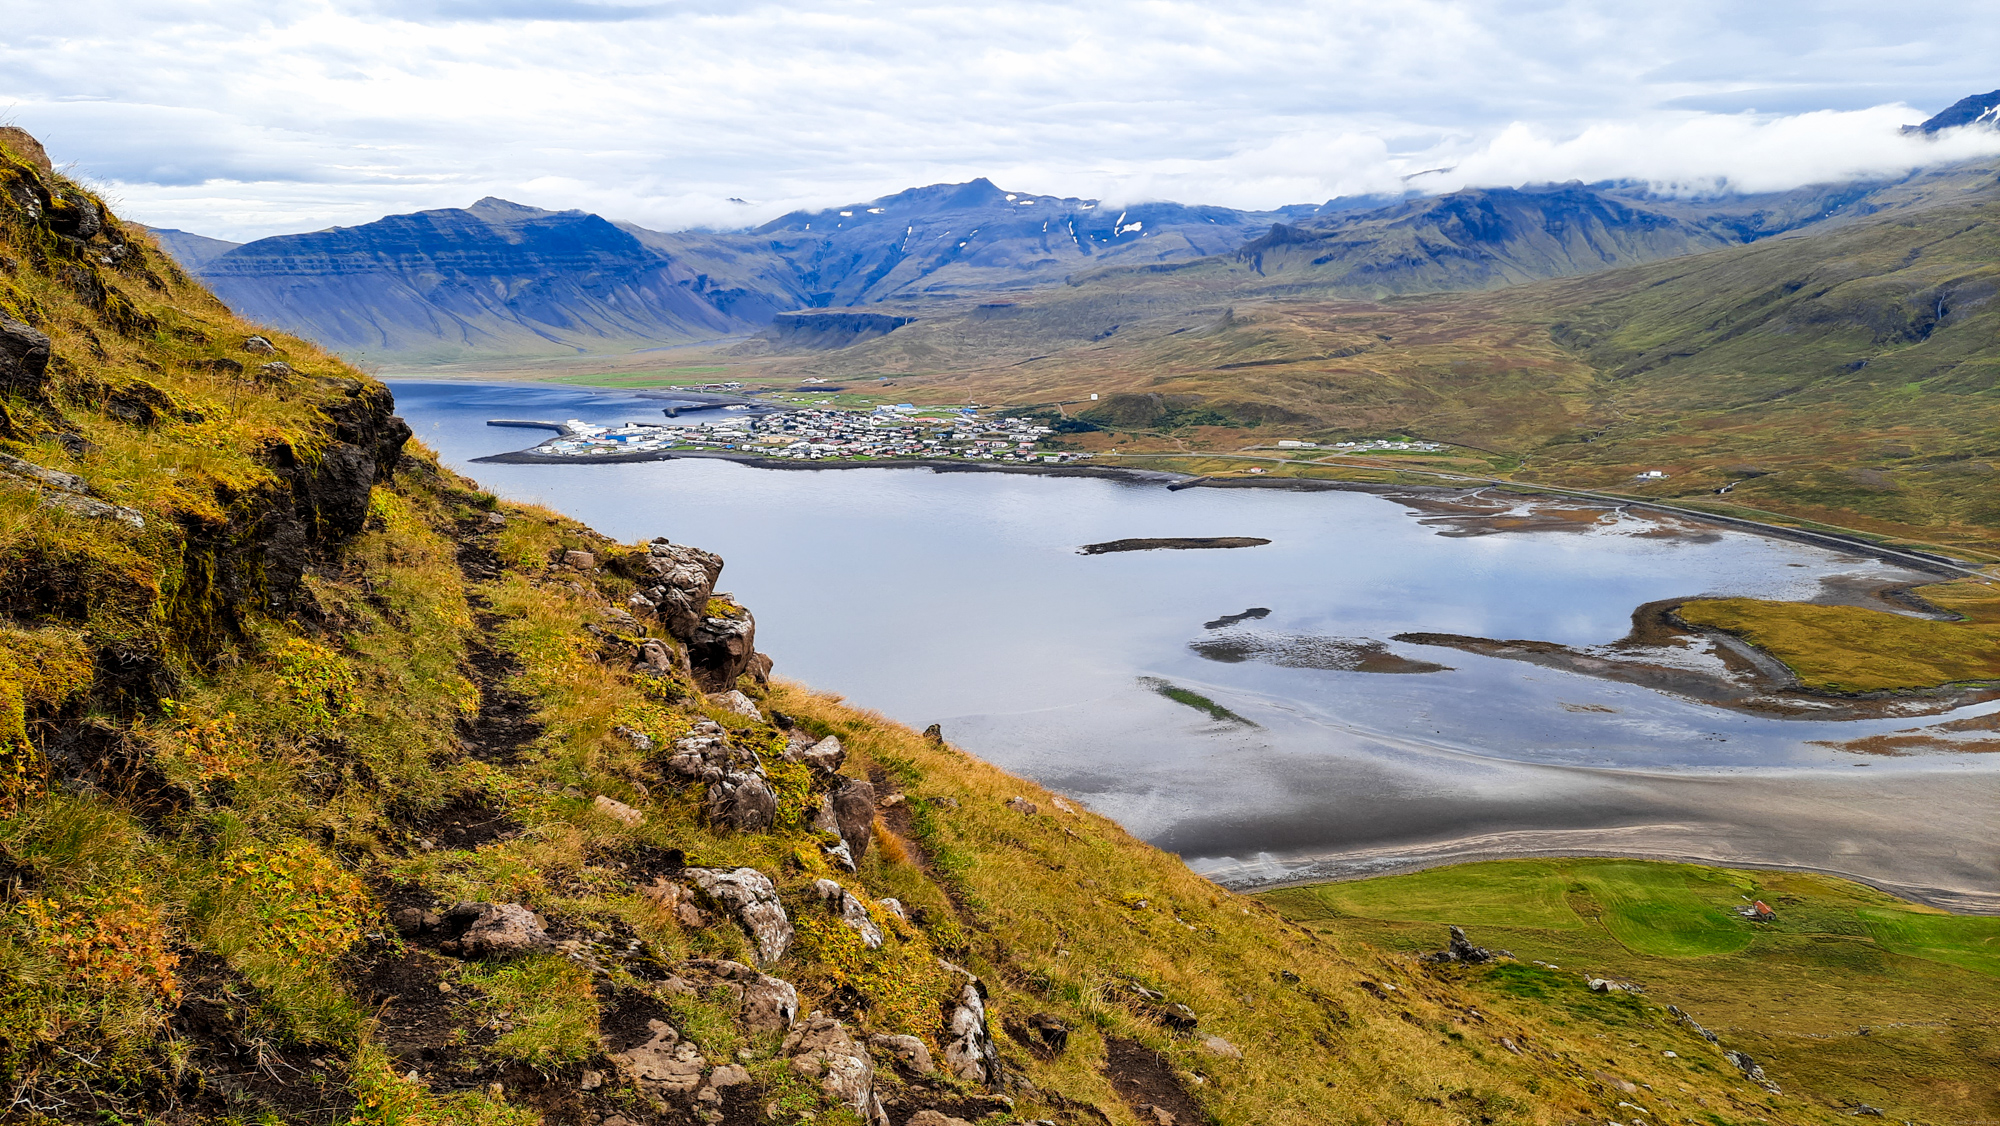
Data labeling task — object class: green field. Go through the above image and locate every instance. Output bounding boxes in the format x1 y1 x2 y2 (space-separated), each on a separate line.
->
1264 859 2000 1124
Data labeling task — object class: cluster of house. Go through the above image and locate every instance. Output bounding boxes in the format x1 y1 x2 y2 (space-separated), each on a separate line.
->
1271 437 1448 453
750 406 1084 463
525 405 1087 465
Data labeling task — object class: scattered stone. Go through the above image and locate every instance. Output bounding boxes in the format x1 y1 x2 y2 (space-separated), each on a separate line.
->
709 1063 751 1088
708 689 761 720
939 969 1003 1085
256 361 296 382
562 549 597 569
878 792 905 809
798 735 845 775
869 1033 936 1076
906 1112 974 1126
665 721 734 781
1004 796 1038 815
0 316 50 399
579 1069 604 1090
783 1012 888 1124
602 607 642 632
922 723 945 745
1725 1049 1779 1091
1588 977 1643 994
1592 1070 1639 1094
592 795 644 827
612 725 654 753
1026 1013 1070 1055
1142 1001 1199 1032
742 973 800 1033
933 795 959 810
812 878 884 949
642 879 708 928
1050 796 1077 814
1847 1105 1885 1117
613 1019 705 1096
685 867 793 964
878 897 908 922
1500 1037 1522 1054
242 335 278 354
484 511 507 526
1669 1004 1719 1043
831 778 877 861
1199 1035 1242 1059
707 771 779 833
443 903 550 958
823 836 856 872
1424 925 1498 965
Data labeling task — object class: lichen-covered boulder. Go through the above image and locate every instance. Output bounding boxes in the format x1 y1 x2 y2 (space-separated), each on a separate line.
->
612 1019 705 1096
685 867 792 964
690 606 757 691
868 1033 935 1076
707 770 779 832
831 777 877 862
636 540 723 641
812 878 884 949
443 902 549 958
784 1012 888 1125
938 963 1002 1086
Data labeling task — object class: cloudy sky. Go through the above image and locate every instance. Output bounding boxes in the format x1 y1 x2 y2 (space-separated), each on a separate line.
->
7 1 2000 240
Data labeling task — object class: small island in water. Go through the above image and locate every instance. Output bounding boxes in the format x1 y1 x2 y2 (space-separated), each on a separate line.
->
1080 536 1272 555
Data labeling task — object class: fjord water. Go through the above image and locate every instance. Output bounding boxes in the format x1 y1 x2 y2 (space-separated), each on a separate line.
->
394 381 2000 907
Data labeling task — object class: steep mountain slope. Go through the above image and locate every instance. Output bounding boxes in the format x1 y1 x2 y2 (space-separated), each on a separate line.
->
1906 89 2000 134
0 128 1872 1126
196 198 778 363
136 225 241 269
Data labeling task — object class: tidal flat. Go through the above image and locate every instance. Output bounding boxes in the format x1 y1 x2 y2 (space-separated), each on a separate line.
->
391 379 2000 911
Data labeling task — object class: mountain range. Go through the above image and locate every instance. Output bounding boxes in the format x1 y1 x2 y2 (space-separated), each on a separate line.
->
149 92 2000 364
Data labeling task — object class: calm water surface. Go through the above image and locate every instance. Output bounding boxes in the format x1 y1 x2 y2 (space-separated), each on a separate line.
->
392 380 2000 905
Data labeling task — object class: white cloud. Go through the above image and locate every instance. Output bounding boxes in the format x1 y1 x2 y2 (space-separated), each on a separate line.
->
5 1 1999 239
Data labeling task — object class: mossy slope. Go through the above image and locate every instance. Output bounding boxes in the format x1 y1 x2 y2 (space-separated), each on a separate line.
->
0 129 1879 1126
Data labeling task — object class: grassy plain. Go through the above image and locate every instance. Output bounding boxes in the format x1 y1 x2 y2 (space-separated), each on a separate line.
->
1264 859 2000 1124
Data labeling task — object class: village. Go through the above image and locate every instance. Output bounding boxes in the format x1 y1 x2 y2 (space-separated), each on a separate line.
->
511 403 1089 465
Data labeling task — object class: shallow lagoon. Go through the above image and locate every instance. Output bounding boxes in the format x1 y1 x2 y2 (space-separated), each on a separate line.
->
393 380 2000 908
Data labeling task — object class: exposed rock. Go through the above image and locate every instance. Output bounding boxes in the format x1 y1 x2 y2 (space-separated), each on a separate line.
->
691 606 757 692
798 735 845 775
602 606 641 632
831 778 878 861
391 906 443 935
1669 1005 1719 1043
709 1063 752 1087
812 878 883 949
742 973 800 1033
612 724 654 753
783 1012 886 1124
243 335 278 354
0 126 54 175
685 867 792 964
562 548 597 569
868 1033 936 1076
1004 796 1038 815
665 720 759 783
1025 1013 1070 1055
1142 1001 1199 1031
746 650 773 688
1424 925 1498 965
0 452 87 494
613 1019 705 1096
642 879 707 928
0 316 51 399
922 723 945 745
878 897 908 922
637 540 723 641
579 1069 604 1090
593 794 644 827
824 835 856 872
906 1112 974 1126
1588 977 1642 994
706 770 779 833
709 689 762 720
638 638 678 678
939 968 1003 1085
445 902 549 957
1049 796 1077 814
256 361 297 382
1725 1049 1779 1092
1199 1035 1242 1059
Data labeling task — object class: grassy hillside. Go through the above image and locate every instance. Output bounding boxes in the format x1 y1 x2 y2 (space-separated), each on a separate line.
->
0 132 1905 1126
1264 859 2000 1125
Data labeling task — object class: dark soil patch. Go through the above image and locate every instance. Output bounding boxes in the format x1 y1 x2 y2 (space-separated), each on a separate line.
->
460 631 540 764
596 983 676 1052
393 789 521 851
881 1091 1026 1126
344 938 494 1084
166 954 355 1125
1104 1036 1208 1126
